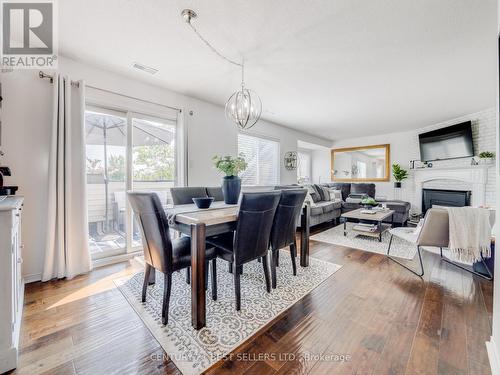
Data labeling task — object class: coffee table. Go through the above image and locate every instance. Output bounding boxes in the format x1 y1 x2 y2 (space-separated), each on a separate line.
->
340 208 395 242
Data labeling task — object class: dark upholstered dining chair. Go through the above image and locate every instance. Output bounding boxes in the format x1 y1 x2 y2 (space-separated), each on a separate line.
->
269 189 307 288
169 186 227 284
207 191 281 310
206 187 224 201
127 192 217 325
170 187 208 205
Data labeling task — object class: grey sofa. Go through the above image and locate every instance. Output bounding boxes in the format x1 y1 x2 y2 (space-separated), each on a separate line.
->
275 184 342 227
321 182 411 226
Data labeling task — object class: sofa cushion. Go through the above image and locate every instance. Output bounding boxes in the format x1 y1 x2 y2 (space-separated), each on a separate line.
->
342 201 361 211
350 183 376 198
315 201 333 213
310 206 324 216
385 200 411 213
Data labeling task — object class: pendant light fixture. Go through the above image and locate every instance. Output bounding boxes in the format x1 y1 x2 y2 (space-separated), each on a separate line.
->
182 9 262 130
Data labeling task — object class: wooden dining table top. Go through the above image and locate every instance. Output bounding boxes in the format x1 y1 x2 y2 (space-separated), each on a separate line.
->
165 202 240 226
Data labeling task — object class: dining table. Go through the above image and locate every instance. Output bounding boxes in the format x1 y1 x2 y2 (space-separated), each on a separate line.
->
152 201 311 330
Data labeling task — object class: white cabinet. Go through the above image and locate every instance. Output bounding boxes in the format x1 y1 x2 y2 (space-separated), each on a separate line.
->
0 196 24 373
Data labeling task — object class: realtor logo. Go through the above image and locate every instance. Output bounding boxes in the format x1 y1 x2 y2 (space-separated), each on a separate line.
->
1 0 58 69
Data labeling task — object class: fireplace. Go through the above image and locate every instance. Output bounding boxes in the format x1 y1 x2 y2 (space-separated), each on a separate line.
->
422 188 471 214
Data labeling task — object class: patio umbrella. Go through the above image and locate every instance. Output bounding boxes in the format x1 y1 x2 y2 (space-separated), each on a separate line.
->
85 112 175 230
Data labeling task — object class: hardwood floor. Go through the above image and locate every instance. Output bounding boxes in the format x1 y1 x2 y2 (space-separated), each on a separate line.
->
14 230 493 375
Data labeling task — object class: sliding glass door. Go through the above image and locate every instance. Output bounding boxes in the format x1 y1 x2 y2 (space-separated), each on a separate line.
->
85 106 178 259
129 114 177 252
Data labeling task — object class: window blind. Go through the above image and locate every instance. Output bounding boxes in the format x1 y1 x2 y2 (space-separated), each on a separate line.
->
238 133 279 186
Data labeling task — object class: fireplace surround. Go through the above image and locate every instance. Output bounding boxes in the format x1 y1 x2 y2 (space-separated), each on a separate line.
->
422 188 471 214
413 166 488 212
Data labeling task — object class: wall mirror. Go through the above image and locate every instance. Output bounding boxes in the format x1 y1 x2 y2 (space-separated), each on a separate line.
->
331 144 390 182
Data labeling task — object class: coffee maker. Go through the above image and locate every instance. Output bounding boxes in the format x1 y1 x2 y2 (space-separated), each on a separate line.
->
0 166 17 195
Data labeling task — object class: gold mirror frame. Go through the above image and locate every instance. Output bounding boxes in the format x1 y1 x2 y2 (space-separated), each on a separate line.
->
331 144 390 182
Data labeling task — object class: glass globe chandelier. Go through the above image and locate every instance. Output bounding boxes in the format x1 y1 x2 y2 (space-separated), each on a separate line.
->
182 9 262 130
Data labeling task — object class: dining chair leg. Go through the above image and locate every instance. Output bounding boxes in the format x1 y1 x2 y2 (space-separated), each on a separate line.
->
262 255 271 293
205 261 209 291
185 267 190 285
142 264 151 302
234 264 241 311
293 239 298 257
290 243 297 276
162 273 172 325
228 262 233 274
276 250 280 267
211 259 217 301
257 258 261 263
271 250 278 289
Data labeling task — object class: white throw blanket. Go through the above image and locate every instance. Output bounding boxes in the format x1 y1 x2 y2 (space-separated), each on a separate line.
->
445 207 491 263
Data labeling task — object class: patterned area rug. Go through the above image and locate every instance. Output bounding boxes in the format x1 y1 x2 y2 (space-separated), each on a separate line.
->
115 251 341 375
311 223 417 259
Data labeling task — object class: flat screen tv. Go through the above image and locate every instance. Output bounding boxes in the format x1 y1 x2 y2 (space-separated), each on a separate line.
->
418 121 474 162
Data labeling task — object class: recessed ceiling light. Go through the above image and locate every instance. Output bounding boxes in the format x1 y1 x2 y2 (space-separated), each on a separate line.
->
132 62 158 75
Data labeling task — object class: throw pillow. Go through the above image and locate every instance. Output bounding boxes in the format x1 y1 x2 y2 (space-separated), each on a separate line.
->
328 188 342 202
303 191 318 207
318 186 331 201
310 191 321 203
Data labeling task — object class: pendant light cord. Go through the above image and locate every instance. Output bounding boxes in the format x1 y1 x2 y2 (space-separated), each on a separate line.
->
185 18 243 68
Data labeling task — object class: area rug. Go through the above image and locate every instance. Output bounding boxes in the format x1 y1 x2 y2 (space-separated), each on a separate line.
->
311 222 417 259
114 251 341 375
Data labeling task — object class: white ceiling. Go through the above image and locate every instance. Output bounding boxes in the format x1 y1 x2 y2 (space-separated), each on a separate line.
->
59 0 498 141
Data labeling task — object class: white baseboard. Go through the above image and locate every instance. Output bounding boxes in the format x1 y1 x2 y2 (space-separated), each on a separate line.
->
487 336 500 375
22 252 142 284
23 273 42 284
92 251 142 268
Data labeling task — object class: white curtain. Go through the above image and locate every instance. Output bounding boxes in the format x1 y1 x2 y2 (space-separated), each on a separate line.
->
42 75 91 281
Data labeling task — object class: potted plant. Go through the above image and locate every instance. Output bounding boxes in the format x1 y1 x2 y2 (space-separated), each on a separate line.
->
479 151 495 165
212 154 247 204
392 163 408 188
361 197 378 209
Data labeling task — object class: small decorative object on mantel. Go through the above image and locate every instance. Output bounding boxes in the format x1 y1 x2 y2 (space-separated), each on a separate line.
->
284 151 297 171
478 151 495 165
212 155 248 204
392 163 408 188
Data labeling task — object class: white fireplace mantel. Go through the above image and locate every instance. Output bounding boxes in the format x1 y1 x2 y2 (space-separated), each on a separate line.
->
413 166 488 212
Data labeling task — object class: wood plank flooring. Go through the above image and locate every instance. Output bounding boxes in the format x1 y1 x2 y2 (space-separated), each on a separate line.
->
13 228 493 374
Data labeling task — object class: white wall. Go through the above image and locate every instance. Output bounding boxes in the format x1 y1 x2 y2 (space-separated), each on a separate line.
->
0 56 331 281
487 2 500 372
311 149 331 184
331 108 497 209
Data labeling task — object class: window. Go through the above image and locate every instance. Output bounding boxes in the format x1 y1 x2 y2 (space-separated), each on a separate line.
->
297 151 311 183
85 105 179 259
238 133 279 186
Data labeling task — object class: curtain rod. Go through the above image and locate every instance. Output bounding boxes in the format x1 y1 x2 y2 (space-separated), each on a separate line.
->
38 71 182 112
